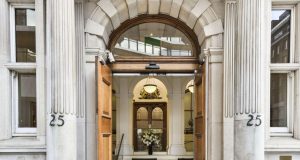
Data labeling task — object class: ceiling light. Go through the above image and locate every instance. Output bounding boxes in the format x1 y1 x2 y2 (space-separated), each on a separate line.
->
188 84 194 93
143 77 157 93
144 84 157 93
186 80 194 93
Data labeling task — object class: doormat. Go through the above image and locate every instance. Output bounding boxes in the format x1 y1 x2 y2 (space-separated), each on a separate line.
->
132 159 157 160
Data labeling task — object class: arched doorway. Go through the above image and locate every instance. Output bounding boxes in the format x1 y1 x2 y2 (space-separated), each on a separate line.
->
95 19 207 160
89 1 222 159
132 77 168 152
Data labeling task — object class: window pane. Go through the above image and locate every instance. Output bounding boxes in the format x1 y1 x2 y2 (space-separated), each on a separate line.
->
112 22 193 58
137 107 148 120
171 50 180 56
153 46 160 56
138 41 145 53
146 44 152 54
129 39 137 51
15 9 36 62
184 92 194 152
120 37 129 48
18 74 36 128
152 107 163 120
161 47 167 56
271 10 290 63
270 73 287 127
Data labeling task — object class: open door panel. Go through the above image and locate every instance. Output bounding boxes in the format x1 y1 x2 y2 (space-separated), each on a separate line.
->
96 56 112 160
194 64 206 160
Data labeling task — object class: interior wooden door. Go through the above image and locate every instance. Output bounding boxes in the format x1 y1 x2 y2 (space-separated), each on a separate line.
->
194 64 206 160
96 57 112 160
133 102 167 151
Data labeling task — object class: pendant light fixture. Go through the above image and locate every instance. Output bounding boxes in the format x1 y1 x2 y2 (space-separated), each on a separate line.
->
187 80 194 93
143 77 157 93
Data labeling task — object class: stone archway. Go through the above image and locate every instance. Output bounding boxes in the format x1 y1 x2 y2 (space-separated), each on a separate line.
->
84 1 225 159
84 0 224 51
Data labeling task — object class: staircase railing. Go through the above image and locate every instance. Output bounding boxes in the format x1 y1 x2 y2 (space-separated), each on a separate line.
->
115 133 124 160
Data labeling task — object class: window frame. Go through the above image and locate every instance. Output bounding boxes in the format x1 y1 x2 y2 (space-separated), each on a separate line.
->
9 4 37 136
269 5 299 136
12 72 37 135
10 4 35 63
269 71 294 134
108 14 200 62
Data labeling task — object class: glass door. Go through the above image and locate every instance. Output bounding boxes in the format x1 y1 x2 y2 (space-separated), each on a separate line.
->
133 102 167 152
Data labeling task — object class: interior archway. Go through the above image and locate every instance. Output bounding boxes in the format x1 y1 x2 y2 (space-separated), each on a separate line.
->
132 77 168 152
133 77 168 101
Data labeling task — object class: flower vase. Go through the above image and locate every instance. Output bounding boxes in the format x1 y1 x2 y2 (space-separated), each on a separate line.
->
148 143 153 155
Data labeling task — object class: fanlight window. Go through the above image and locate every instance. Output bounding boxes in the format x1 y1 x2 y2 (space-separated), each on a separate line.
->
112 22 193 58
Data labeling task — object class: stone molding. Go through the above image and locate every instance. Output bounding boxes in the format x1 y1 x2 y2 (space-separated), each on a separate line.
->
85 0 224 49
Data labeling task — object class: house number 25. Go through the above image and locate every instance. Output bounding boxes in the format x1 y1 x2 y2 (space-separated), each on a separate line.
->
247 114 262 127
49 114 64 127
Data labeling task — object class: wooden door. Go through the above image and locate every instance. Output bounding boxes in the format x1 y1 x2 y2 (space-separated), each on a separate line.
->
133 102 167 151
194 64 206 160
96 57 112 160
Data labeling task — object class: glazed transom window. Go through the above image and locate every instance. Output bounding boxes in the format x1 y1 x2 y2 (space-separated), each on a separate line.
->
112 22 193 58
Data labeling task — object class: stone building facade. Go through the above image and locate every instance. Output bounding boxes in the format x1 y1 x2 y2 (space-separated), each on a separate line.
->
0 0 300 160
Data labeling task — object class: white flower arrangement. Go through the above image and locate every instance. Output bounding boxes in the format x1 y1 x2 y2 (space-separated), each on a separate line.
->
141 129 160 147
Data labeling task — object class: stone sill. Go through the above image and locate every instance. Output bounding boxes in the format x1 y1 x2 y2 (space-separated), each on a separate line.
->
0 148 46 153
4 63 36 73
0 136 46 153
265 137 300 152
132 152 193 156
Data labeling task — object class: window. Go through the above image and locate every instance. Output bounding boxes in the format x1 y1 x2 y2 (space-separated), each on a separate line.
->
12 8 36 62
10 5 37 135
184 86 194 152
112 22 193 58
270 7 297 135
13 73 37 133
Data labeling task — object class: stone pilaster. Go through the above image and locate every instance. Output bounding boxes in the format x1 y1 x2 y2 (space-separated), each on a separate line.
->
46 0 77 159
169 78 186 155
117 78 134 155
75 2 86 160
0 0 11 141
223 1 236 160
295 3 300 140
234 0 271 159
205 48 223 160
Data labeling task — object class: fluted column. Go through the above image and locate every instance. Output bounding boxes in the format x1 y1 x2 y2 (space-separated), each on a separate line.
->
223 1 236 160
46 0 77 159
75 2 86 160
234 0 271 160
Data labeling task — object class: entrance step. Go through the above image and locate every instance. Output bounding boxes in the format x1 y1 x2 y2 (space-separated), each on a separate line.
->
123 155 193 160
132 159 157 160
